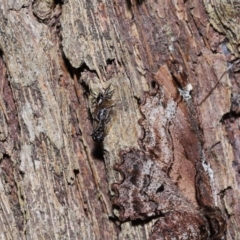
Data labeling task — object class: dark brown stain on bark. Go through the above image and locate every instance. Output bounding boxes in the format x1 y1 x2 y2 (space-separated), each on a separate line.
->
0 55 23 231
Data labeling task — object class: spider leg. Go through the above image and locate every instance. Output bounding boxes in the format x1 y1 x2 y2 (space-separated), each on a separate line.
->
106 89 114 99
95 115 100 122
91 98 97 107
90 88 97 98
104 84 112 93
91 112 100 122
104 108 112 124
104 84 114 100
87 108 94 122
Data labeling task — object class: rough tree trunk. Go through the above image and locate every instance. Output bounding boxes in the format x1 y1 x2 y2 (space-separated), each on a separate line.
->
0 0 239 239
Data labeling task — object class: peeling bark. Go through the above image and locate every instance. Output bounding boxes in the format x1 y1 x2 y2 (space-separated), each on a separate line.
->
0 0 239 239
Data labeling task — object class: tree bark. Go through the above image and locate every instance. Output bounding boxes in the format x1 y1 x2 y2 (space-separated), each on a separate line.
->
0 0 239 239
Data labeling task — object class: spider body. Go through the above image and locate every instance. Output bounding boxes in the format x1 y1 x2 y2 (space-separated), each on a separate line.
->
90 85 115 142
92 122 105 142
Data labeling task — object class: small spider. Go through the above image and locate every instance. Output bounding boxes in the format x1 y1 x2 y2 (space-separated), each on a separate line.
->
90 84 115 142
91 84 114 107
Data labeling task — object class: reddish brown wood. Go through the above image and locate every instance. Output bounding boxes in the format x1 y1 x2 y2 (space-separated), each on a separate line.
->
0 0 239 239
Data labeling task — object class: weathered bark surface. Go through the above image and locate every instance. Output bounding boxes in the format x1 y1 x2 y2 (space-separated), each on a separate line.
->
0 0 239 239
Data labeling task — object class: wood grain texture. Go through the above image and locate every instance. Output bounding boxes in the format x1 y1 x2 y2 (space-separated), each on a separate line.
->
0 0 239 239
